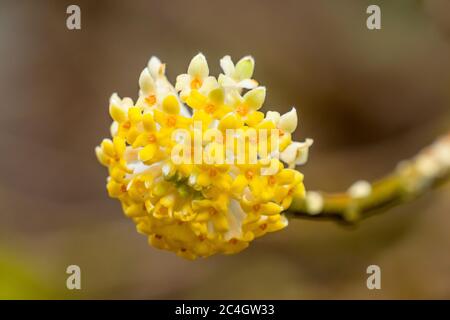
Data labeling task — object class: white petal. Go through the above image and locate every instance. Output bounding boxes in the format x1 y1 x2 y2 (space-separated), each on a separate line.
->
218 74 237 87
147 56 164 78
243 86 266 110
220 55 235 76
199 76 219 95
266 111 280 125
280 143 298 166
138 68 155 96
294 139 313 166
175 74 191 92
234 56 254 80
110 121 119 136
109 92 121 105
278 107 298 133
237 79 258 89
155 82 171 99
280 139 313 167
188 53 209 78
227 90 244 107
134 96 147 108
121 97 134 108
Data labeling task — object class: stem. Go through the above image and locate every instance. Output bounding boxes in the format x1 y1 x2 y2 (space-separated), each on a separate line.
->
287 132 450 223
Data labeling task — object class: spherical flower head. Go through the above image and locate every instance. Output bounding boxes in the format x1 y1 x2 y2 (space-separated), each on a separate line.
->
96 53 313 259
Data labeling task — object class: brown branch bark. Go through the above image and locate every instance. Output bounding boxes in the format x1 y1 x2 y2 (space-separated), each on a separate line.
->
287 132 450 223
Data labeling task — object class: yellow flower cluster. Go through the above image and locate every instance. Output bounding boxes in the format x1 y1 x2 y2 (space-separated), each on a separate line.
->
96 54 312 259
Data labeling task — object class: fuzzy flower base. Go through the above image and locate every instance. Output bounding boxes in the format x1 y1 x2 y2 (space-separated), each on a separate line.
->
96 53 312 259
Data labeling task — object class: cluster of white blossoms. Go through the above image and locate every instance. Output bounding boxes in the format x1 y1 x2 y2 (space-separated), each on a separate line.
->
96 53 313 259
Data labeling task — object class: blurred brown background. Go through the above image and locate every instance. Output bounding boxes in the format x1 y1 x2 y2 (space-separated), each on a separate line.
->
0 0 449 299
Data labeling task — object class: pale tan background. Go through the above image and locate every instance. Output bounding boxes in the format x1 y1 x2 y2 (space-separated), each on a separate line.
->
0 0 449 299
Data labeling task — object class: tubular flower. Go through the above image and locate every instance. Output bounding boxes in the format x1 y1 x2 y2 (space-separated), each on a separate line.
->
96 53 313 259
218 55 258 90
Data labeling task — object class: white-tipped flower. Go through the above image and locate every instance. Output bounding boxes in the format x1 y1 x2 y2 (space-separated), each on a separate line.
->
109 92 121 105
226 86 266 116
280 138 313 168
218 55 258 89
176 53 218 99
188 53 209 79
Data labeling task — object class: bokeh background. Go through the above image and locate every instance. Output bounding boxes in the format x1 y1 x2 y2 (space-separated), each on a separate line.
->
1 0 449 299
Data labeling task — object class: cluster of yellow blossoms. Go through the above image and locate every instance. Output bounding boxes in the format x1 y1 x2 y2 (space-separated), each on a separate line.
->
96 53 312 259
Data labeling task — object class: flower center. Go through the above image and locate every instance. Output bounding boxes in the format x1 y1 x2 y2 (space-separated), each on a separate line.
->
236 105 248 116
145 94 156 105
268 176 276 185
205 103 216 114
209 168 218 177
122 121 131 129
245 170 254 180
148 133 157 143
190 78 202 90
166 115 177 127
